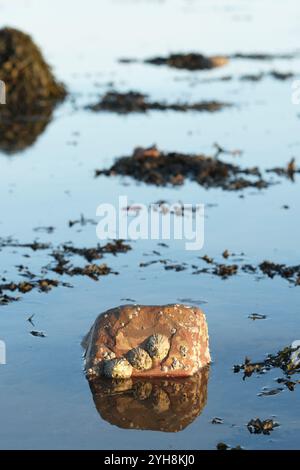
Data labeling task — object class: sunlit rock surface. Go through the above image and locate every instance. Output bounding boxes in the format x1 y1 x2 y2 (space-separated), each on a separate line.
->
83 304 211 378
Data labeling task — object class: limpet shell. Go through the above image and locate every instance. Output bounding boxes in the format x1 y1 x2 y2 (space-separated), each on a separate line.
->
103 357 133 379
145 334 170 361
127 347 152 371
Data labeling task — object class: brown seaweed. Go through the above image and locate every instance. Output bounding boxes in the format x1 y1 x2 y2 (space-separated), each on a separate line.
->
96 145 268 191
88 91 230 114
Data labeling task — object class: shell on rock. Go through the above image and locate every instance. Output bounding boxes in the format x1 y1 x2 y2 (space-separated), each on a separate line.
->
145 334 170 361
127 347 153 371
103 357 133 379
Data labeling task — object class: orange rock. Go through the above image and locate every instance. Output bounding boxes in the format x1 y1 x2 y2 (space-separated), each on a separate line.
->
83 304 211 378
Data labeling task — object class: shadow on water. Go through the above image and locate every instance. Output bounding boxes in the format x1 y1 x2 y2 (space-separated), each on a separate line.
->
87 367 209 432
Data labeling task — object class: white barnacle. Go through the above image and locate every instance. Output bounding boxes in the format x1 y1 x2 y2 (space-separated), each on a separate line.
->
179 345 188 358
171 357 183 370
103 351 116 360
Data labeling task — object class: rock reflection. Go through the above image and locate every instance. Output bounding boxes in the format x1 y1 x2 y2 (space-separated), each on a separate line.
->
87 367 209 432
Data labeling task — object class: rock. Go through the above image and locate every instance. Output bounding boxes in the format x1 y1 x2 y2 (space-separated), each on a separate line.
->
0 27 66 154
83 304 211 378
87 368 209 432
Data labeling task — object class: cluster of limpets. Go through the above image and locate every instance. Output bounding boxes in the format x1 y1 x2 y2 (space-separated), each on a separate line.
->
102 334 170 378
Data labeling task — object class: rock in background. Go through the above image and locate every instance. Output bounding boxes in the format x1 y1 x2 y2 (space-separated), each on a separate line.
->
0 27 66 153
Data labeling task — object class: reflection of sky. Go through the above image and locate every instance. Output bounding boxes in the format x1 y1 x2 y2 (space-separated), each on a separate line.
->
0 0 300 75
0 0 299 263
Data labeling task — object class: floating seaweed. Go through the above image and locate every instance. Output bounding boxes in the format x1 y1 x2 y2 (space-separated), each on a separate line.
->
233 344 300 380
88 91 231 114
96 146 268 191
247 418 279 435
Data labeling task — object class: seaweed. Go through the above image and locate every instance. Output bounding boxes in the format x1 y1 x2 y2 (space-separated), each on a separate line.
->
247 418 279 435
88 91 230 114
96 145 268 191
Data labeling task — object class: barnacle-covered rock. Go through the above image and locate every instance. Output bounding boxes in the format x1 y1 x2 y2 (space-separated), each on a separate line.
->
103 358 133 379
145 334 170 361
127 347 152 370
83 304 210 378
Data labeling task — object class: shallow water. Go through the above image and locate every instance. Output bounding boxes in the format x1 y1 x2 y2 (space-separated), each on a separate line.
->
0 0 300 449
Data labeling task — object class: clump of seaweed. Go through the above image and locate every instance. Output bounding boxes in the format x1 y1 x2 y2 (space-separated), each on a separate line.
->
88 91 231 114
0 27 66 153
144 53 229 70
247 418 279 435
259 261 300 285
0 237 132 307
145 334 170 361
60 240 131 262
96 145 268 191
233 345 300 381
